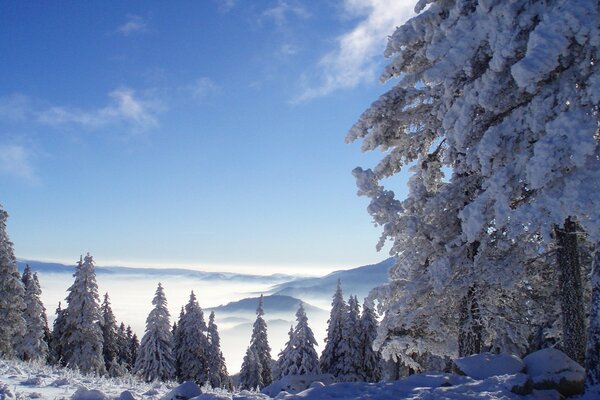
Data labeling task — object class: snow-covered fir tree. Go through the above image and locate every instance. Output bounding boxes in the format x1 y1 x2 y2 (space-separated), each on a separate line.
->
338 296 362 381
207 311 230 389
248 295 272 388
359 300 381 382
49 302 67 365
0 205 26 358
18 269 49 361
128 328 139 372
320 279 348 376
176 291 210 384
100 293 119 371
62 254 106 375
173 306 185 379
278 303 320 377
116 322 130 369
36 273 52 360
347 0 600 372
134 283 175 382
275 326 295 380
239 347 262 391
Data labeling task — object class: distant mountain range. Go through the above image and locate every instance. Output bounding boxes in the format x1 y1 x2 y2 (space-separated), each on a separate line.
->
268 257 395 302
16 259 297 283
207 294 324 316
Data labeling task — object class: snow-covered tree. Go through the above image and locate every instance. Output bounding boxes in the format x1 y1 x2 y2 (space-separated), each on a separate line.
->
275 326 295 380
18 270 49 361
173 306 185 379
338 296 362 381
62 254 106 375
128 328 139 372
278 303 320 377
359 300 381 382
134 283 175 382
207 311 229 389
347 0 600 370
320 279 348 376
248 295 272 387
115 322 129 368
100 293 119 371
239 347 262 391
0 205 26 358
49 302 67 365
177 291 210 384
35 273 52 359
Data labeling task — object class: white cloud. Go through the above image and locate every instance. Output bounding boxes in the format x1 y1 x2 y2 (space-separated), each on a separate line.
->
189 77 219 100
0 144 36 182
295 0 415 102
116 15 148 36
38 88 160 131
262 0 310 27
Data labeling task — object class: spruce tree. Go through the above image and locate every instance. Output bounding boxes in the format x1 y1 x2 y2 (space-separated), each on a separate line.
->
173 306 185 380
279 303 320 376
115 323 128 367
338 296 362 381
320 279 348 376
49 302 67 365
0 205 26 358
249 295 272 387
62 254 106 375
128 329 140 372
134 283 175 382
36 274 52 360
275 326 294 379
100 293 119 371
207 311 230 389
239 347 262 391
347 0 600 371
359 300 381 382
177 291 210 384
19 270 49 361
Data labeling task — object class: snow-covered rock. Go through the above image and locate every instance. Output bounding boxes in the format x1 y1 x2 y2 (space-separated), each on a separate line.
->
118 390 137 400
70 387 109 400
21 376 44 386
161 381 201 400
261 374 334 397
501 373 533 395
453 352 525 379
524 348 585 396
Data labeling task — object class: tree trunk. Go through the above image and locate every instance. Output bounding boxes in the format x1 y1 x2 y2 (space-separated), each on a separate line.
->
458 285 482 356
586 244 600 386
458 241 482 357
554 217 586 365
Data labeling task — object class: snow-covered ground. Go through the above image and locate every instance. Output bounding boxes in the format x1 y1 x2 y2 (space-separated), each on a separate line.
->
2 355 599 400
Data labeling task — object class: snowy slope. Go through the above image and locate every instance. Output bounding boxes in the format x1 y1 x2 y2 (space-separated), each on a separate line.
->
3 357 598 399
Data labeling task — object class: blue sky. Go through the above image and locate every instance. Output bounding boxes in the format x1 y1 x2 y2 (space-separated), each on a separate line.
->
0 1 415 274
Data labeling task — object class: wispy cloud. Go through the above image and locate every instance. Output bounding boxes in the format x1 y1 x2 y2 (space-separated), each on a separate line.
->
262 0 310 27
188 77 220 101
295 0 415 102
0 144 36 183
215 0 237 13
37 88 160 132
116 15 148 36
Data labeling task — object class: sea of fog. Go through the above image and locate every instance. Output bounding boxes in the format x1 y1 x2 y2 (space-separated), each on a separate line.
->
37 271 330 375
